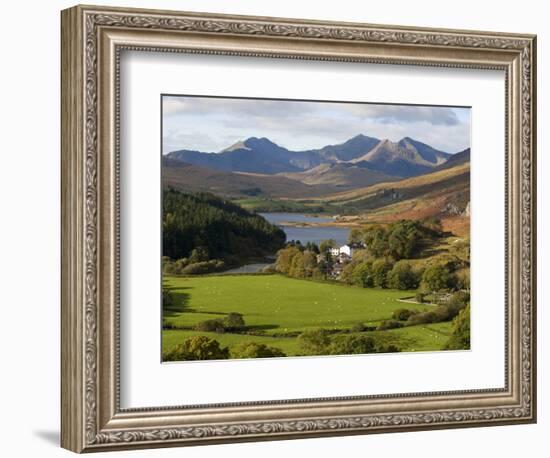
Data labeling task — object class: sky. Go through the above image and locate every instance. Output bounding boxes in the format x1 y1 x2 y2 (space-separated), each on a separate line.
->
162 95 471 155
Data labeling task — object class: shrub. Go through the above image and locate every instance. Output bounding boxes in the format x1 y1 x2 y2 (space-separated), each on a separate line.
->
230 342 286 359
223 312 245 331
377 344 401 353
405 304 460 326
392 308 417 321
415 292 425 303
448 291 470 311
181 260 225 275
351 322 367 332
195 319 226 333
377 319 404 331
455 268 471 290
162 336 229 361
298 329 331 356
445 304 470 350
329 335 376 355
189 246 209 263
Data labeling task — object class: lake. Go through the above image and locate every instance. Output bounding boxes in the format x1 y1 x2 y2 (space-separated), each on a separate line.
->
222 213 351 274
260 212 351 247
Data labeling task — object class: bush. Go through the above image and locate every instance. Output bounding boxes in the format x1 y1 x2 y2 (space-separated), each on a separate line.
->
195 319 226 333
298 329 331 356
223 312 245 330
415 292 425 303
230 342 286 359
162 336 229 361
377 344 401 353
455 269 471 290
392 308 417 321
351 322 367 332
448 291 470 311
405 304 460 326
181 260 225 275
329 335 376 355
445 304 471 350
387 261 420 290
376 319 404 331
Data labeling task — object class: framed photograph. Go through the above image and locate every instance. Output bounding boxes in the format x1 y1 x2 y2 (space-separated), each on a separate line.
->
61 4 537 453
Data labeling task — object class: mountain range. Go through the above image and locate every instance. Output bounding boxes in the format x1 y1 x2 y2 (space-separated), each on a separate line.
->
165 134 455 178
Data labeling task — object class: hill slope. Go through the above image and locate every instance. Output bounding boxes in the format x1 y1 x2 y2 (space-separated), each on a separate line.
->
315 162 470 235
281 162 399 188
162 158 338 198
165 135 456 177
351 138 451 177
163 189 286 261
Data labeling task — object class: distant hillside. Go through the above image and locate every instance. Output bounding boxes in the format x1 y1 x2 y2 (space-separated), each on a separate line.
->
433 148 470 171
316 162 470 235
165 134 457 178
162 158 338 198
281 162 399 188
167 137 322 174
351 138 451 177
163 189 286 261
314 134 381 162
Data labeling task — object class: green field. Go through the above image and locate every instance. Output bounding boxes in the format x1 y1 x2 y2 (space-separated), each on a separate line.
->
163 274 453 357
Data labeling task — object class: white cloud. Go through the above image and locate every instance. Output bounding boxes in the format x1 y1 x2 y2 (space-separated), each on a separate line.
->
162 95 470 154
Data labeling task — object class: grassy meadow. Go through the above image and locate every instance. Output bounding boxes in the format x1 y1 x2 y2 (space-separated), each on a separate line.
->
162 274 453 357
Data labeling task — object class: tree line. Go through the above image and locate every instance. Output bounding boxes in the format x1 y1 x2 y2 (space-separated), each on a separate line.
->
163 189 286 273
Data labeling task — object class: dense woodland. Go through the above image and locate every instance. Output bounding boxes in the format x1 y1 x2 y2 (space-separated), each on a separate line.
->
162 189 286 267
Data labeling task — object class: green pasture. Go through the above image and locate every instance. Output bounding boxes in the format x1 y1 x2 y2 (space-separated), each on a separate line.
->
162 274 454 356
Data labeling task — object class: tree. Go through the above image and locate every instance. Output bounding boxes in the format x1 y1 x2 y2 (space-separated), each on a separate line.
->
422 264 452 292
362 225 389 258
230 342 286 359
298 329 331 355
371 258 393 288
302 250 318 277
319 239 337 253
289 252 306 278
445 304 470 350
387 261 419 290
162 336 229 361
223 312 245 330
189 246 209 263
304 242 320 254
387 220 422 260
351 261 374 287
275 246 301 275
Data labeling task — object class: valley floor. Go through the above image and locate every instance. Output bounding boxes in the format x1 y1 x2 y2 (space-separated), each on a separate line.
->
162 274 454 358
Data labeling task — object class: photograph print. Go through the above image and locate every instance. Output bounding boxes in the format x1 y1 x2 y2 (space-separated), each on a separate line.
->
161 95 471 362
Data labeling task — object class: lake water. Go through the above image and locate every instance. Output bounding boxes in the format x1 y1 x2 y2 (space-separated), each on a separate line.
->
260 212 351 247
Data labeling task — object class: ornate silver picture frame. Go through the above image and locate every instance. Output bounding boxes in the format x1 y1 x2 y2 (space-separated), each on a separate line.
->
61 4 536 452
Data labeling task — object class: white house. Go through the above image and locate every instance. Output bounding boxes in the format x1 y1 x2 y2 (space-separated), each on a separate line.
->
327 242 365 259
329 247 340 257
